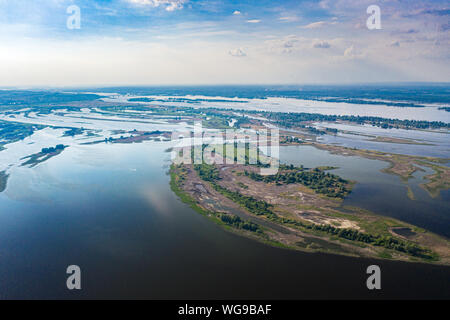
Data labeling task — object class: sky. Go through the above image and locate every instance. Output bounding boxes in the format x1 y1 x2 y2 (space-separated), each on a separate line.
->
0 0 449 86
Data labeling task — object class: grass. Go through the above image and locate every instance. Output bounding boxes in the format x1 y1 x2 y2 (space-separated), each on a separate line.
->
377 250 393 259
173 162 443 263
169 164 265 236
416 162 450 198
0 120 45 145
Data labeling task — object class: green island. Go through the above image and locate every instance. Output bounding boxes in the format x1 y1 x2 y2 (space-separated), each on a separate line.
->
170 158 450 264
0 120 45 150
21 144 67 167
0 171 9 193
306 142 450 198
169 165 268 241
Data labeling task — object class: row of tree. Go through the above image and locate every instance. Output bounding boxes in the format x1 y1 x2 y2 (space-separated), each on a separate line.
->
259 111 450 130
277 216 435 260
245 167 350 198
218 213 262 233
41 144 65 154
192 163 433 260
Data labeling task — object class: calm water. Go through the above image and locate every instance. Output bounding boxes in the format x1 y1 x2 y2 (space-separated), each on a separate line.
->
280 145 450 237
314 122 450 158
96 85 450 122
0 142 449 299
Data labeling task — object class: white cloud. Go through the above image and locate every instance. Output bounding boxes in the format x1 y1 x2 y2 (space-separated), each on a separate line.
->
344 45 355 56
301 21 328 29
279 16 299 22
229 48 246 57
127 0 187 11
301 21 336 29
343 45 364 59
313 40 331 48
247 19 261 23
233 10 241 15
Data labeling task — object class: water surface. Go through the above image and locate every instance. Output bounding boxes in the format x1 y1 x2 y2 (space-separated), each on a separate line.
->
0 141 449 299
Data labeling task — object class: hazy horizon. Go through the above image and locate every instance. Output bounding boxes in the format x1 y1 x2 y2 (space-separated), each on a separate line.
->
0 0 449 86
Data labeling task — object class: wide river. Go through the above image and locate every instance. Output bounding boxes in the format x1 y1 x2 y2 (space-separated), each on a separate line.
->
0 141 449 299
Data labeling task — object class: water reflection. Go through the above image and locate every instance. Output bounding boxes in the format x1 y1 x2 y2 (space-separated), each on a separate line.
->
0 141 448 299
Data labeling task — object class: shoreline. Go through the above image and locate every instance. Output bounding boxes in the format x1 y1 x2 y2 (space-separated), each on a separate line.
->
170 163 450 265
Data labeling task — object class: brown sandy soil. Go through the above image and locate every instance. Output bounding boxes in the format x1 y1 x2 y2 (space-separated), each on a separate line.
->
217 165 360 230
172 163 450 264
176 163 375 257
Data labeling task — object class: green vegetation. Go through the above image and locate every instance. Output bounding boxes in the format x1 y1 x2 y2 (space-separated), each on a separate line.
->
192 163 436 260
41 144 66 154
202 116 231 129
193 164 276 218
0 120 44 146
217 213 262 233
170 164 264 235
90 98 450 131
417 163 450 198
0 90 100 106
237 182 249 189
213 183 277 218
21 144 67 167
244 164 351 198
63 127 85 137
0 171 9 193
275 216 437 260
255 111 450 130
280 135 303 144
193 164 221 181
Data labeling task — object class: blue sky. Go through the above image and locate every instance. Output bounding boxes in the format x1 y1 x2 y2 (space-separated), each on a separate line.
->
0 0 449 86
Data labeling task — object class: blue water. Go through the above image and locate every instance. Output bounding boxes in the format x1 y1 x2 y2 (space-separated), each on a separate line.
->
0 141 448 299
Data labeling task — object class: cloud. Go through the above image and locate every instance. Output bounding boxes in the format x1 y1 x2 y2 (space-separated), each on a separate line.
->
401 29 419 34
313 40 331 48
283 40 297 48
126 0 187 11
282 39 299 53
404 8 450 18
279 16 299 22
343 45 364 59
439 23 450 32
229 48 246 57
301 21 335 29
264 35 303 54
247 19 261 23
233 10 241 15
318 0 330 9
344 45 355 56
420 8 450 16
